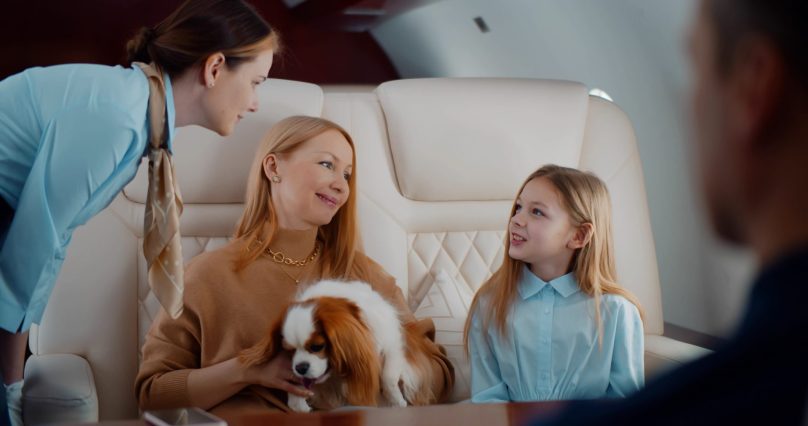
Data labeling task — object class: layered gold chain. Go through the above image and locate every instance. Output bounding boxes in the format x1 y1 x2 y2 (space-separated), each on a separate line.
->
251 239 321 284
263 244 320 267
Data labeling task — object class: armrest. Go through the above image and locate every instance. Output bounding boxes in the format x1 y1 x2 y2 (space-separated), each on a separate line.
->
644 334 712 379
23 354 99 425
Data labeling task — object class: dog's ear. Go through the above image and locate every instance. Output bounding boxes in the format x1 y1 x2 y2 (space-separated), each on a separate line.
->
238 306 288 367
317 297 380 406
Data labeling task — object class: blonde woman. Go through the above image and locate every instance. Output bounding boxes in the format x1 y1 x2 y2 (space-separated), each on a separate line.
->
464 164 645 402
136 116 454 416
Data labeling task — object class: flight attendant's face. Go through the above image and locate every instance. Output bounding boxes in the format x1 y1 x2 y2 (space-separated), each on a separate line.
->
202 49 274 136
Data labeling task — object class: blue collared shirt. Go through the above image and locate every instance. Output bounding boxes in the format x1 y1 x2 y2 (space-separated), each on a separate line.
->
468 266 644 402
0 63 175 332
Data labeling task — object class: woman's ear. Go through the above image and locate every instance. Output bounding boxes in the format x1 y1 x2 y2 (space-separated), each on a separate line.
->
263 154 279 181
202 52 226 88
567 223 594 250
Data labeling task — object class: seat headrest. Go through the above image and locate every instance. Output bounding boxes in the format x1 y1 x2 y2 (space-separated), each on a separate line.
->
376 78 590 202
124 79 324 204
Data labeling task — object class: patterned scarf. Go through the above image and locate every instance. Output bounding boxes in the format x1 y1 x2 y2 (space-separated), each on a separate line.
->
136 62 184 319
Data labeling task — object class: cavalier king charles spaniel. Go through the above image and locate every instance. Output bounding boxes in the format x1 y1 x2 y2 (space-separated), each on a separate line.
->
239 279 436 412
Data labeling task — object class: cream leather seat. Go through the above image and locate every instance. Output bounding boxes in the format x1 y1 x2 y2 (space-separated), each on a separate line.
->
22 78 708 423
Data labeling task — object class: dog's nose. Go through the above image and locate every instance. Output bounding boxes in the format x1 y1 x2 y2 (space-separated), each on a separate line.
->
295 362 310 375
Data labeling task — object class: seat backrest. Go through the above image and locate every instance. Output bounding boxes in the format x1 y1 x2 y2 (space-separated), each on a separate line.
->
327 78 662 333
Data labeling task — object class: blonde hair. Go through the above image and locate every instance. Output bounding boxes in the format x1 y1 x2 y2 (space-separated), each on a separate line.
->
234 116 371 280
464 164 645 350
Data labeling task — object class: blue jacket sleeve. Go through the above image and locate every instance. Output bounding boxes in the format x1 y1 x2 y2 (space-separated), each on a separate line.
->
0 106 138 331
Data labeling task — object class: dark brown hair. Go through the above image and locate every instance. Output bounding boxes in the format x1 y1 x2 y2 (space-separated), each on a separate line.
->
126 0 279 77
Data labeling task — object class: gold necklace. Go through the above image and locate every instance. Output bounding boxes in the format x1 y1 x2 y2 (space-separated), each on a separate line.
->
276 263 309 285
255 240 320 285
264 244 320 267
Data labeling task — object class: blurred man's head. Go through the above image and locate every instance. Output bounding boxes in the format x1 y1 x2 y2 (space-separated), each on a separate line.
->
688 0 808 249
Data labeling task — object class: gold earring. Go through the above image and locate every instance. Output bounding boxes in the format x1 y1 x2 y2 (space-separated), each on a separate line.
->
271 175 281 183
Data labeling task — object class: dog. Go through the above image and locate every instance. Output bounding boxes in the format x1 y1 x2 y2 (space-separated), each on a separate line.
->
239 279 436 412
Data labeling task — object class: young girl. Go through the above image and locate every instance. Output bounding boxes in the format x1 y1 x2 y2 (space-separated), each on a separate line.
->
464 164 645 402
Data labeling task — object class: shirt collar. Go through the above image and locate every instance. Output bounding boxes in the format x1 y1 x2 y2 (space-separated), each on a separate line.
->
518 264 580 300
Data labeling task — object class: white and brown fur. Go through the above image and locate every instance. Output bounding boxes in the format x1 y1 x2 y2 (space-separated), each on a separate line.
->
239 279 435 412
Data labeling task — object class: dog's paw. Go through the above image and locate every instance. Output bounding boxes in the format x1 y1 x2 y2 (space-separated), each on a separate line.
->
383 382 408 407
399 366 422 404
288 394 312 413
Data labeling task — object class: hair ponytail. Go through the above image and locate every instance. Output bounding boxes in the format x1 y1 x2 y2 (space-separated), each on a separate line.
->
126 27 157 64
124 0 279 77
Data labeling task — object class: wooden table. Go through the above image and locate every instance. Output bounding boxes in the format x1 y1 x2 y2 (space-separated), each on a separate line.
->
223 401 564 426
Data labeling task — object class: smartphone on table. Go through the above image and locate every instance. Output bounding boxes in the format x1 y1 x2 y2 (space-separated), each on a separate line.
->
144 407 227 426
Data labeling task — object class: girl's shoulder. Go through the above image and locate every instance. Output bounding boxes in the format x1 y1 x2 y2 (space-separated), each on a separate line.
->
469 288 499 323
600 292 642 319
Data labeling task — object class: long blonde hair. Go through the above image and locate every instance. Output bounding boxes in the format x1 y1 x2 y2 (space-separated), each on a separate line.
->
234 116 371 280
464 164 645 350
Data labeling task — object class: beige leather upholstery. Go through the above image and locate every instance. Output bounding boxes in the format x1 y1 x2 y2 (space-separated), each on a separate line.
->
24 77 707 422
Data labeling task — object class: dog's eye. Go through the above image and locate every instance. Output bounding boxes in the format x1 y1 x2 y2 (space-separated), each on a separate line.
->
309 343 325 352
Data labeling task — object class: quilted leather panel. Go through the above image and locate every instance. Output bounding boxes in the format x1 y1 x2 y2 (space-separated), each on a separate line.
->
407 231 505 310
413 270 474 402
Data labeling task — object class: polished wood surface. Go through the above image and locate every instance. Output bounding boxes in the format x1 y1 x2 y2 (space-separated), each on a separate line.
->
224 402 564 426
77 402 564 426
110 402 564 426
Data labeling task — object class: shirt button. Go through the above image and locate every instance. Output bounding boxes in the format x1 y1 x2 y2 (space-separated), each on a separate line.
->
544 308 550 314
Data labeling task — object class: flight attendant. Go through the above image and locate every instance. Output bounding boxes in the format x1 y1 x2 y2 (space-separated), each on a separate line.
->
0 1 279 424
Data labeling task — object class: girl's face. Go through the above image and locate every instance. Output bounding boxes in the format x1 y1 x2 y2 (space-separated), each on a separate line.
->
509 177 579 279
266 129 353 230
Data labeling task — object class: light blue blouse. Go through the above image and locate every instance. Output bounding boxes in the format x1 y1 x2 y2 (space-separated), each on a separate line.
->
468 266 644 402
0 64 175 332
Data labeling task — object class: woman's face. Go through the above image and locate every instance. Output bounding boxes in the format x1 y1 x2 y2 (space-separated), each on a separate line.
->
203 49 274 136
267 130 354 230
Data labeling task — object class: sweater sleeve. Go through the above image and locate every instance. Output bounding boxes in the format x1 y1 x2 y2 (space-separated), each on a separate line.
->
362 256 456 403
134 263 204 410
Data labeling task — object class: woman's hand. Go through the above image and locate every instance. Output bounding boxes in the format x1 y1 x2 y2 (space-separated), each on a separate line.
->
245 351 314 398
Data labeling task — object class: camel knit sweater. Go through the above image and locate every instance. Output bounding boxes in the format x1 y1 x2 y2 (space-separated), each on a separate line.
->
135 227 454 416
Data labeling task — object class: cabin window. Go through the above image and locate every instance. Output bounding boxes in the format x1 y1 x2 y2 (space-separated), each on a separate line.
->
589 88 614 102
